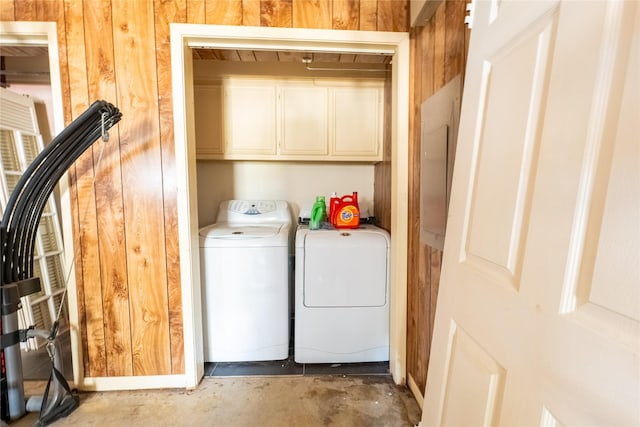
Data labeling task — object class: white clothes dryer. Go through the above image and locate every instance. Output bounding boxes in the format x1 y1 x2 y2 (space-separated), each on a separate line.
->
294 224 390 363
199 200 291 362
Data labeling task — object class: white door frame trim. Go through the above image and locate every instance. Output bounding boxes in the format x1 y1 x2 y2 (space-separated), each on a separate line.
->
0 21 81 382
0 22 64 132
170 24 410 387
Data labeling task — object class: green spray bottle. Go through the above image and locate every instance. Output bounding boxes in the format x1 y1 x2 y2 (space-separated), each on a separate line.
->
309 196 326 230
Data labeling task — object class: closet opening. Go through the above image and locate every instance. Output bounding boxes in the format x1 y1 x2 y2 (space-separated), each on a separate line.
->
170 25 410 387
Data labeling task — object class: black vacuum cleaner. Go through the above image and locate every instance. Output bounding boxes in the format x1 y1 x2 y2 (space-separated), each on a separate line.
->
1 100 121 425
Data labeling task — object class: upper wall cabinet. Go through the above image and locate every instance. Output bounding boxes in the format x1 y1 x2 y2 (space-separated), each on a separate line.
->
279 84 329 156
332 87 382 158
225 83 277 156
194 77 384 162
194 85 223 156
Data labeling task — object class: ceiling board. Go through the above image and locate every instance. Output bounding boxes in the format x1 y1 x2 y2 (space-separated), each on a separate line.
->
237 50 257 62
192 48 392 64
0 46 48 57
253 50 279 62
276 51 304 62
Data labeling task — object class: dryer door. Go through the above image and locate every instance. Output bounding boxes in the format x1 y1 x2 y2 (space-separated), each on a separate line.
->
303 230 388 307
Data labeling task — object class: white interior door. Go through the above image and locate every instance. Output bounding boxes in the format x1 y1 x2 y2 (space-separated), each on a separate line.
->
422 1 639 425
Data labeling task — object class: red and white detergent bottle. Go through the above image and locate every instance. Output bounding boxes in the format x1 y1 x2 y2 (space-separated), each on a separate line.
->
330 192 360 229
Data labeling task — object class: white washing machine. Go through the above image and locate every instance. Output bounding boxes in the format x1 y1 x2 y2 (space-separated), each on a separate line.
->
294 224 390 363
199 200 291 362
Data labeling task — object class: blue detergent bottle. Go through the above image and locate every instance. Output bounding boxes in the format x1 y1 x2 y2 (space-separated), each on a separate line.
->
309 196 326 230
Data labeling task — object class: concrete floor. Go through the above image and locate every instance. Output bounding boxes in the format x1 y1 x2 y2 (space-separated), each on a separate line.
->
9 375 421 426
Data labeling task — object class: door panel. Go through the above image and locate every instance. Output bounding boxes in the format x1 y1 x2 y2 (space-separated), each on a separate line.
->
571 16 640 330
280 85 328 155
440 324 506 427
224 84 277 155
422 1 639 426
464 11 555 287
332 87 382 157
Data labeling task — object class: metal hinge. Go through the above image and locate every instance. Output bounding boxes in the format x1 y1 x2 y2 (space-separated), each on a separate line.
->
464 1 475 29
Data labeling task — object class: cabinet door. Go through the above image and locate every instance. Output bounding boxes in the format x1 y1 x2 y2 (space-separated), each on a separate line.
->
224 85 277 156
332 87 382 159
279 86 328 156
194 85 223 157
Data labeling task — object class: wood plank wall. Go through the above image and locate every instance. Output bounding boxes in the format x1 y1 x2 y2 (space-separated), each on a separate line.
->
406 0 470 397
3 0 408 379
373 69 392 232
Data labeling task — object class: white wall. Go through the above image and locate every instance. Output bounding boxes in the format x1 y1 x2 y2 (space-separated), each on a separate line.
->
196 160 375 227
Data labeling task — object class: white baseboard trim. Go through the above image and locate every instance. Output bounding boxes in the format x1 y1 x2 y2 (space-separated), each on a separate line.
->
407 372 424 410
77 374 195 391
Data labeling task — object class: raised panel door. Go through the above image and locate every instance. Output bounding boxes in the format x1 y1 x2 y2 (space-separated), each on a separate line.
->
422 1 639 425
332 86 382 159
223 84 277 156
279 85 328 156
194 85 223 157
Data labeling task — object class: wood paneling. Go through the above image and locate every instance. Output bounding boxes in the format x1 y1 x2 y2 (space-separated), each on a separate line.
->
415 244 429 385
85 0 132 377
332 0 359 30
4 0 410 381
154 0 187 375
406 24 420 389
64 0 107 378
405 0 470 397
365 0 409 230
444 0 465 82
371 1 408 231
186 0 205 23
377 0 408 32
205 0 242 25
373 68 392 232
433 4 446 91
0 0 15 20
35 0 56 21
420 19 434 100
293 0 331 28
13 0 35 20
408 23 434 388
47 0 72 125
260 0 292 27
428 245 441 343
242 0 260 25
359 0 377 30
112 0 171 376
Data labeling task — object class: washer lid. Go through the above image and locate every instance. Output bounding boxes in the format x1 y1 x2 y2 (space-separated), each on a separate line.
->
200 224 282 240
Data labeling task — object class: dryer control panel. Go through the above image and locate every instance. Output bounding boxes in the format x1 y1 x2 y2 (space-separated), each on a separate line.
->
217 200 291 224
228 200 276 215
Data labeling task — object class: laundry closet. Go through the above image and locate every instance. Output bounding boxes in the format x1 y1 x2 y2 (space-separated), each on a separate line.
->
192 49 393 374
